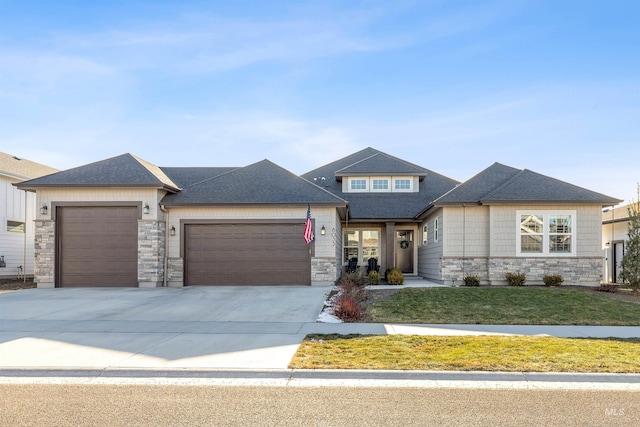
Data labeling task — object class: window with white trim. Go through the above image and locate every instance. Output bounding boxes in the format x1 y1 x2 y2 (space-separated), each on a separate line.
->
394 178 412 191
434 218 439 242
7 221 25 233
372 179 389 190
350 179 367 191
517 211 576 256
422 225 428 245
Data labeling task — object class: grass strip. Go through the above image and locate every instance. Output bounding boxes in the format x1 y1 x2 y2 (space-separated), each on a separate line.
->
290 334 640 372
367 287 640 325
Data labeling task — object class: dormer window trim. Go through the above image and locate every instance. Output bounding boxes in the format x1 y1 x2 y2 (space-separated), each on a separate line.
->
345 176 417 193
349 178 368 192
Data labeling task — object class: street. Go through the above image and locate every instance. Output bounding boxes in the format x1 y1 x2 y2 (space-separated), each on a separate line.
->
2 384 639 426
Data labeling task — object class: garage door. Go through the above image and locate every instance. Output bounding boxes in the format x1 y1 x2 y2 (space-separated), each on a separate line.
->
57 206 138 287
185 223 311 286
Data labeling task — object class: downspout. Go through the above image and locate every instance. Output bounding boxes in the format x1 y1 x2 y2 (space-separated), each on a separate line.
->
159 203 169 287
23 190 28 283
462 204 466 283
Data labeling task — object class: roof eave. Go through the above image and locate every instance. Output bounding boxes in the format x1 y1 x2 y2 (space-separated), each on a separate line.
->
479 199 624 206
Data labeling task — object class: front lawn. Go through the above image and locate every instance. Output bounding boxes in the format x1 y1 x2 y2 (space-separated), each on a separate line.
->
365 287 640 325
290 334 640 372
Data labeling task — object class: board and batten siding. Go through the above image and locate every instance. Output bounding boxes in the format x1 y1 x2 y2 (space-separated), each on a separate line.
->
0 176 36 277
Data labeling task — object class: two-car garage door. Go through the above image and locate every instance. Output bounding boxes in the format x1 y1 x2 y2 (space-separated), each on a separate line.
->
185 223 311 286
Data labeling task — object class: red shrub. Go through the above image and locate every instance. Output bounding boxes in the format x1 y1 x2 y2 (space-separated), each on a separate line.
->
333 294 362 322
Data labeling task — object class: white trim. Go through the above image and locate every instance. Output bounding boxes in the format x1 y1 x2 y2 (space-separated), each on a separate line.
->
516 210 577 257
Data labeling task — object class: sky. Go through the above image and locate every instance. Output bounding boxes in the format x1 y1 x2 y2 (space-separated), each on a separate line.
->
1 0 639 204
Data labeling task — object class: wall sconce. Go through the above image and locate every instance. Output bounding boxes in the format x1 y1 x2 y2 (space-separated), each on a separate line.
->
321 225 326 235
170 226 176 236
606 242 610 247
143 204 150 214
40 204 48 215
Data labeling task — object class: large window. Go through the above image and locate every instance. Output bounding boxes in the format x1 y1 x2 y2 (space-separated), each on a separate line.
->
343 229 380 265
517 211 575 256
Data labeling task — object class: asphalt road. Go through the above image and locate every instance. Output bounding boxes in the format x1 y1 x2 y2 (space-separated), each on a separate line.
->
2 384 639 426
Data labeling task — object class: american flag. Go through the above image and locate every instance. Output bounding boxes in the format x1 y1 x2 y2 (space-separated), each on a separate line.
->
303 204 314 244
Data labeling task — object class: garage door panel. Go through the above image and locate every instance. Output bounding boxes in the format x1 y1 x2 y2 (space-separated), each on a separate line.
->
58 206 138 287
185 223 311 286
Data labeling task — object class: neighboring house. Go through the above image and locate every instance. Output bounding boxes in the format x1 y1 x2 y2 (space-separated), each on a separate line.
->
602 202 639 283
17 148 620 288
0 152 58 278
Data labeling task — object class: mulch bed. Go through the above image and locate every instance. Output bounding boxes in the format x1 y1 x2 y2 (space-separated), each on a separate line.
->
0 278 36 292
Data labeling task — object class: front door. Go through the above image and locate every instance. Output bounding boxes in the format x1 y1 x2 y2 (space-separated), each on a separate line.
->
395 230 414 274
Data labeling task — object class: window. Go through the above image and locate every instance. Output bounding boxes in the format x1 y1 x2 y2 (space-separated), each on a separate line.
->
350 179 367 191
422 225 428 245
517 211 575 256
343 229 380 265
372 179 389 190
394 179 411 191
7 221 25 233
434 218 439 242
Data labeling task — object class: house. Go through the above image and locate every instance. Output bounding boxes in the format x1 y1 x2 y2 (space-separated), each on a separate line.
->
0 152 58 278
602 202 639 283
16 148 621 288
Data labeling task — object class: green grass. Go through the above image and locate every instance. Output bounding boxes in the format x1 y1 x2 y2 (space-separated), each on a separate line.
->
290 334 640 372
366 287 640 325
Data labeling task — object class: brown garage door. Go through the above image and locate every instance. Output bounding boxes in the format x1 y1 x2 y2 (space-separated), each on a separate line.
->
57 206 138 287
185 223 311 286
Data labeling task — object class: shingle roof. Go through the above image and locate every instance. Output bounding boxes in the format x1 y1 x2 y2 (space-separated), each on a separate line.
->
0 152 58 180
302 147 460 219
16 153 180 192
161 159 347 205
436 162 622 206
335 152 429 177
161 167 238 188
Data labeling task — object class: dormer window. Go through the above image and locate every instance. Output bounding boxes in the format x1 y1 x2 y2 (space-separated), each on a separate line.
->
350 179 367 191
394 178 412 191
372 179 389 191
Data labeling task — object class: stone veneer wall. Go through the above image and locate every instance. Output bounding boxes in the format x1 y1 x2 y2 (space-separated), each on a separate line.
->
137 220 165 287
312 257 337 285
442 257 603 286
167 257 184 286
33 220 55 288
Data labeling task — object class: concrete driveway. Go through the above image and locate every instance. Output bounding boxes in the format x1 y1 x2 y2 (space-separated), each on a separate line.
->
0 286 329 370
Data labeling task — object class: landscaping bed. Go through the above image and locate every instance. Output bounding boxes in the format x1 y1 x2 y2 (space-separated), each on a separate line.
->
0 278 36 293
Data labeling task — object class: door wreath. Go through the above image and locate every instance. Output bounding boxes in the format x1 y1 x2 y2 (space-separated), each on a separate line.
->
400 240 409 249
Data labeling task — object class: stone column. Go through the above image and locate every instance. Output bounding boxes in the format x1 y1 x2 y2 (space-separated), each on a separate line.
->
138 220 165 287
34 220 55 288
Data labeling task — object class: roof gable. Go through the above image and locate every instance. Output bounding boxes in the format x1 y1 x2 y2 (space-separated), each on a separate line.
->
162 159 347 205
335 152 429 178
436 162 621 206
16 153 180 191
0 152 58 180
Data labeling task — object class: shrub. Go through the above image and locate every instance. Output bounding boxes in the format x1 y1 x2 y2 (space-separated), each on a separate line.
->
543 274 564 287
505 272 526 286
333 294 362 322
386 268 404 285
463 274 480 286
338 271 367 288
368 270 381 285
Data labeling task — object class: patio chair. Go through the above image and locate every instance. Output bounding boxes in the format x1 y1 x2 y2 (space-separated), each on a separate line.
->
367 257 380 274
346 257 358 273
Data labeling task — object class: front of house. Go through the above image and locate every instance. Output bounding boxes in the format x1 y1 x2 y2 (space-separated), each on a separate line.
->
17 148 621 288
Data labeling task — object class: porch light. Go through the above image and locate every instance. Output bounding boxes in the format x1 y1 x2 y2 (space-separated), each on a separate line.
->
143 204 150 214
40 204 48 215
170 226 176 236
321 225 326 235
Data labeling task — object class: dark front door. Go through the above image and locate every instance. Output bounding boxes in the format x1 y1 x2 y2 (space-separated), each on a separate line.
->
395 230 414 274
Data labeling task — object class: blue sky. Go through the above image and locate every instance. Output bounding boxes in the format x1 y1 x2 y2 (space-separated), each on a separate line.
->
1 0 638 204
